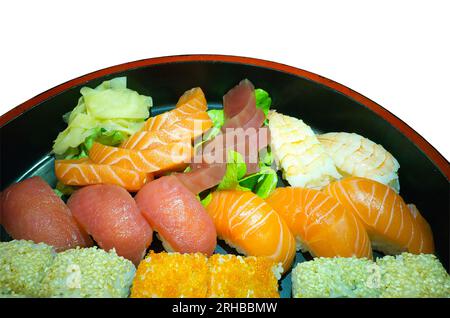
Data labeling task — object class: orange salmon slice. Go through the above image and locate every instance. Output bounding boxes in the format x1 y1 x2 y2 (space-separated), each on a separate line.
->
121 130 185 150
266 187 372 259
324 177 435 255
205 190 296 272
141 87 212 137
89 141 193 173
55 158 152 191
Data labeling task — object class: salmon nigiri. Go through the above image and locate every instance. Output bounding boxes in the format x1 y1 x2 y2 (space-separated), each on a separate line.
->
135 175 217 255
204 190 296 272
266 187 372 259
55 158 152 191
323 177 435 255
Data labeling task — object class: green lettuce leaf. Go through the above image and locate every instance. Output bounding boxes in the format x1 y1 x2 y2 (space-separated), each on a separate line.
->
214 148 277 198
207 109 225 128
194 110 224 151
255 88 272 117
217 150 249 191
55 182 77 196
201 192 213 207
56 128 127 160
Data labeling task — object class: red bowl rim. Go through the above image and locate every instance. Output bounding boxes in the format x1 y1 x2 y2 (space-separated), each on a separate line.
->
1 54 448 179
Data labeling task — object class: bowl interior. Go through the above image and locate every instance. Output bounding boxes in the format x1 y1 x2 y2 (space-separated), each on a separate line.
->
1 60 448 296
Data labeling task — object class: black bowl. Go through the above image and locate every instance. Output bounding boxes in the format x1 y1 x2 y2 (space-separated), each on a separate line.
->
1 55 449 296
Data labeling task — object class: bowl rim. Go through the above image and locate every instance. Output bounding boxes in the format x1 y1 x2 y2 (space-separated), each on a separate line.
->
1 54 448 179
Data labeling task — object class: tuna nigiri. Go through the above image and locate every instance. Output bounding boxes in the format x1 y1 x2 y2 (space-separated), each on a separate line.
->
1 176 92 251
55 158 152 191
204 190 296 271
265 187 372 259
323 177 435 255
67 184 153 265
135 175 217 255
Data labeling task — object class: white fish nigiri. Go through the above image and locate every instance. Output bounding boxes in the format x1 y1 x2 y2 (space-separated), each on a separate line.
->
318 132 400 192
267 111 341 189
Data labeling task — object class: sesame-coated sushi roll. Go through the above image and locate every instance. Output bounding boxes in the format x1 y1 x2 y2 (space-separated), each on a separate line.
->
40 247 135 298
0 240 56 297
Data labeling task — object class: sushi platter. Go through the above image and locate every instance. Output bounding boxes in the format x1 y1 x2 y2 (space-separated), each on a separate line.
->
1 55 449 298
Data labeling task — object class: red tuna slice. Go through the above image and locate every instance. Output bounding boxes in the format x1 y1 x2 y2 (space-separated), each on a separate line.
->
67 184 152 265
240 107 265 131
175 163 227 194
135 175 217 255
222 82 258 131
1 176 92 251
222 79 255 120
194 127 270 170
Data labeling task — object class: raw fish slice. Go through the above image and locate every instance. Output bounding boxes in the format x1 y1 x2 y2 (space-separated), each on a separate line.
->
221 80 260 131
67 184 152 265
318 132 400 192
1 176 92 251
143 87 209 132
205 190 296 271
323 177 434 255
55 158 151 191
121 130 183 150
240 108 265 131
174 163 227 194
89 140 192 173
194 127 270 170
265 187 372 259
142 111 171 131
222 79 255 119
163 110 212 140
175 87 208 111
135 176 217 255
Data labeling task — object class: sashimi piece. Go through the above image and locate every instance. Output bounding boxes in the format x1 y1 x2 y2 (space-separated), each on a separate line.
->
194 127 270 169
221 80 260 131
1 176 92 251
222 79 255 120
89 141 192 173
142 111 172 132
323 177 435 255
240 108 265 131
205 190 296 272
176 87 208 111
142 87 210 135
174 163 227 194
135 175 216 255
165 110 213 140
67 184 153 265
121 130 184 150
55 158 152 191
265 187 372 259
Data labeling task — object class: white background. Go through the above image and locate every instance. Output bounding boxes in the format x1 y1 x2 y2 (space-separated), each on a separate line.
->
1 0 449 160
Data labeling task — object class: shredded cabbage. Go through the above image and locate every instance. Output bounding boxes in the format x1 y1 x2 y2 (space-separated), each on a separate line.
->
53 77 152 157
